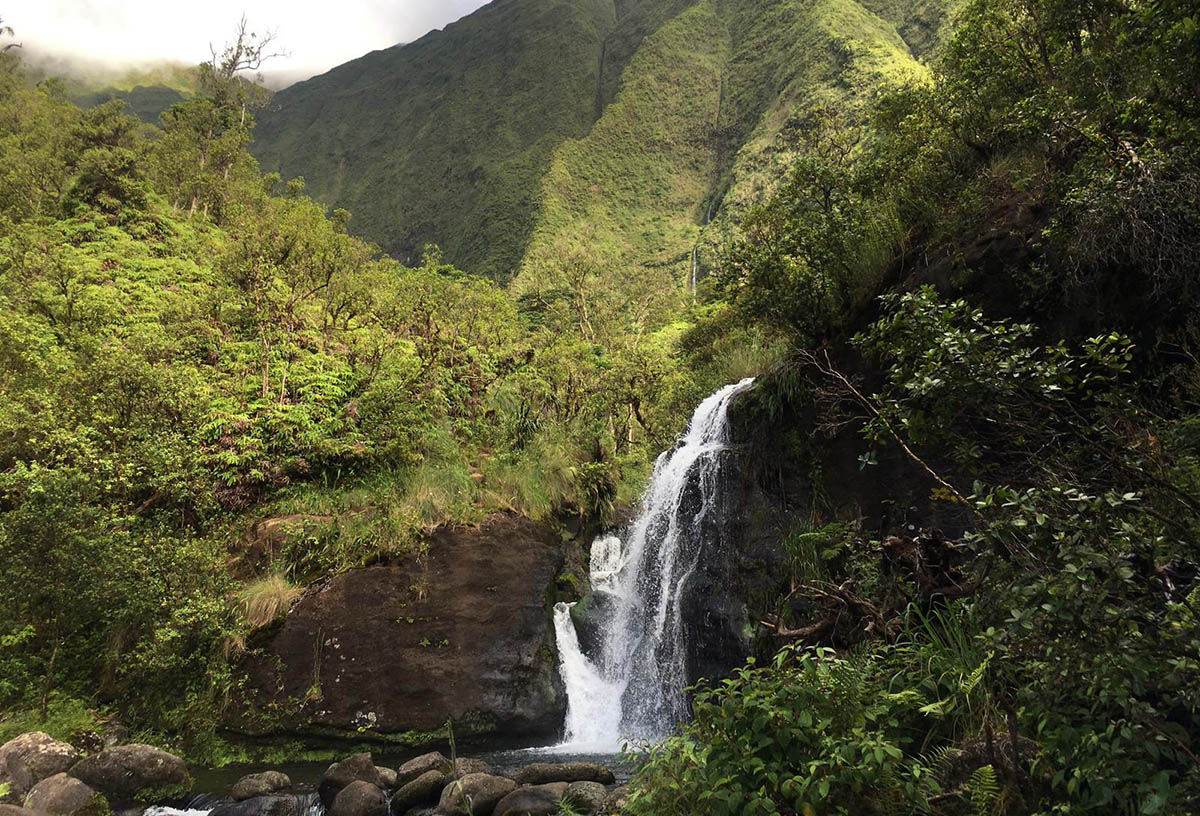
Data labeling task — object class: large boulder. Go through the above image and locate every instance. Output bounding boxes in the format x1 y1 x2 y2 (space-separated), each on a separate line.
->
387 771 447 815
511 763 614 786
208 795 297 816
236 515 567 747
448 759 490 779
564 781 606 815
395 753 447 788
68 745 190 802
0 806 45 816
230 772 290 801
433 773 516 816
374 767 397 789
23 774 107 816
0 734 80 799
600 786 628 815
317 754 380 808
1 757 33 804
329 781 386 816
492 783 568 816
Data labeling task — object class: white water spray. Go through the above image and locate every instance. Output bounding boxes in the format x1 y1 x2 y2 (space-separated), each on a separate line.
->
554 378 755 749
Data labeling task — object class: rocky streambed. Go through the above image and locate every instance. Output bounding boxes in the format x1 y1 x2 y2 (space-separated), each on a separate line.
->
0 732 629 816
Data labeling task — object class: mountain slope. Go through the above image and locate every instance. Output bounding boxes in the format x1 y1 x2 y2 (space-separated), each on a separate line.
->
252 0 949 280
253 0 634 278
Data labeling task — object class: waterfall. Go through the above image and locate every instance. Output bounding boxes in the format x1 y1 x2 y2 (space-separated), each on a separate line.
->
554 378 755 749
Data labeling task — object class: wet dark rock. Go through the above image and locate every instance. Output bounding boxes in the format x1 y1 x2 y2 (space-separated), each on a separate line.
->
231 772 291 801
209 795 297 816
329 781 386 816
511 763 614 786
492 782 568 816
237 515 567 748
388 771 448 815
23 774 107 816
395 754 447 788
433 772 515 816
318 754 380 808
68 745 190 802
564 781 606 814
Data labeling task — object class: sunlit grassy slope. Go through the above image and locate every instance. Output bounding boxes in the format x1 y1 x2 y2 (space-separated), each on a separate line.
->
252 0 947 281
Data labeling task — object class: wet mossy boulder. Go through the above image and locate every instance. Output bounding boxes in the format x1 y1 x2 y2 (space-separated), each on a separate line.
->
433 772 516 815
492 782 568 816
23 774 108 816
0 734 80 802
565 781 606 814
318 754 380 808
511 762 614 786
230 772 290 801
395 753 447 788
329 781 386 816
388 770 447 814
68 745 190 802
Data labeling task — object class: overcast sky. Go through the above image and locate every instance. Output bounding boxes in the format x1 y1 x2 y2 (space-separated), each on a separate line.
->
6 1 491 83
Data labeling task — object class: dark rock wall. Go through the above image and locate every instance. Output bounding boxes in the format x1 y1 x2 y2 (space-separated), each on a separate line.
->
236 513 567 747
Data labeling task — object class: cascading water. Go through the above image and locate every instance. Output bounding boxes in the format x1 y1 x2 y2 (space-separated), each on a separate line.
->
554 378 755 749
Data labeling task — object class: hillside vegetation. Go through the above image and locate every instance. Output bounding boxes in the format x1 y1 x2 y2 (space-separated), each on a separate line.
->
252 0 949 281
2 0 1199 811
0 27 715 760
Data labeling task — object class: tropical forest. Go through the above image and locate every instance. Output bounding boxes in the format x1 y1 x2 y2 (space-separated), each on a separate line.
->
0 0 1197 814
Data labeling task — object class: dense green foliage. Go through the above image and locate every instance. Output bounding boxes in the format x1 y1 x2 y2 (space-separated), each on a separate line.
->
0 32 719 753
6 0 1199 810
628 0 1200 811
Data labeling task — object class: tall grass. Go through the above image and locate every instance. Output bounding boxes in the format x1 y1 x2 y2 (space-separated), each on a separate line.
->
237 575 302 630
480 429 579 520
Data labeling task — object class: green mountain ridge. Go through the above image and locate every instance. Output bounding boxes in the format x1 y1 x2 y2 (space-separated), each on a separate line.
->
252 0 950 281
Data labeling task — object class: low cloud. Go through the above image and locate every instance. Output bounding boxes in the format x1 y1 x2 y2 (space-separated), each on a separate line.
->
6 0 490 83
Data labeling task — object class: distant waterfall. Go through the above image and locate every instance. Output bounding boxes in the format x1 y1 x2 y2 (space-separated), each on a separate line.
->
554 378 755 748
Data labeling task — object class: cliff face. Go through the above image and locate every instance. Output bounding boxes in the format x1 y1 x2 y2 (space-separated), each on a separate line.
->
251 0 949 281
235 514 568 748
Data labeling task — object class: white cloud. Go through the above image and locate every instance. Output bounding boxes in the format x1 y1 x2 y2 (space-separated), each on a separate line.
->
6 0 490 81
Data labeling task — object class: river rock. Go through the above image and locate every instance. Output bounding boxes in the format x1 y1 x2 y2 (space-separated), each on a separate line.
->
448 758 490 779
564 781 606 814
600 786 627 815
318 754 380 808
230 772 291 801
374 767 397 789
395 754 447 788
388 771 447 814
329 781 386 816
68 745 190 802
23 774 107 816
209 795 297 816
0 806 46 816
1 757 33 803
0 734 80 799
492 782 568 816
511 763 614 786
433 773 515 816
236 515 567 747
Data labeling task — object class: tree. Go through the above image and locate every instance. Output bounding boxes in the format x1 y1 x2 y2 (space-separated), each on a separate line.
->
153 17 284 219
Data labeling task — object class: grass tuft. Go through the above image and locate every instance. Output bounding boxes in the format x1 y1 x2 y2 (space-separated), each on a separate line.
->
237 575 302 630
